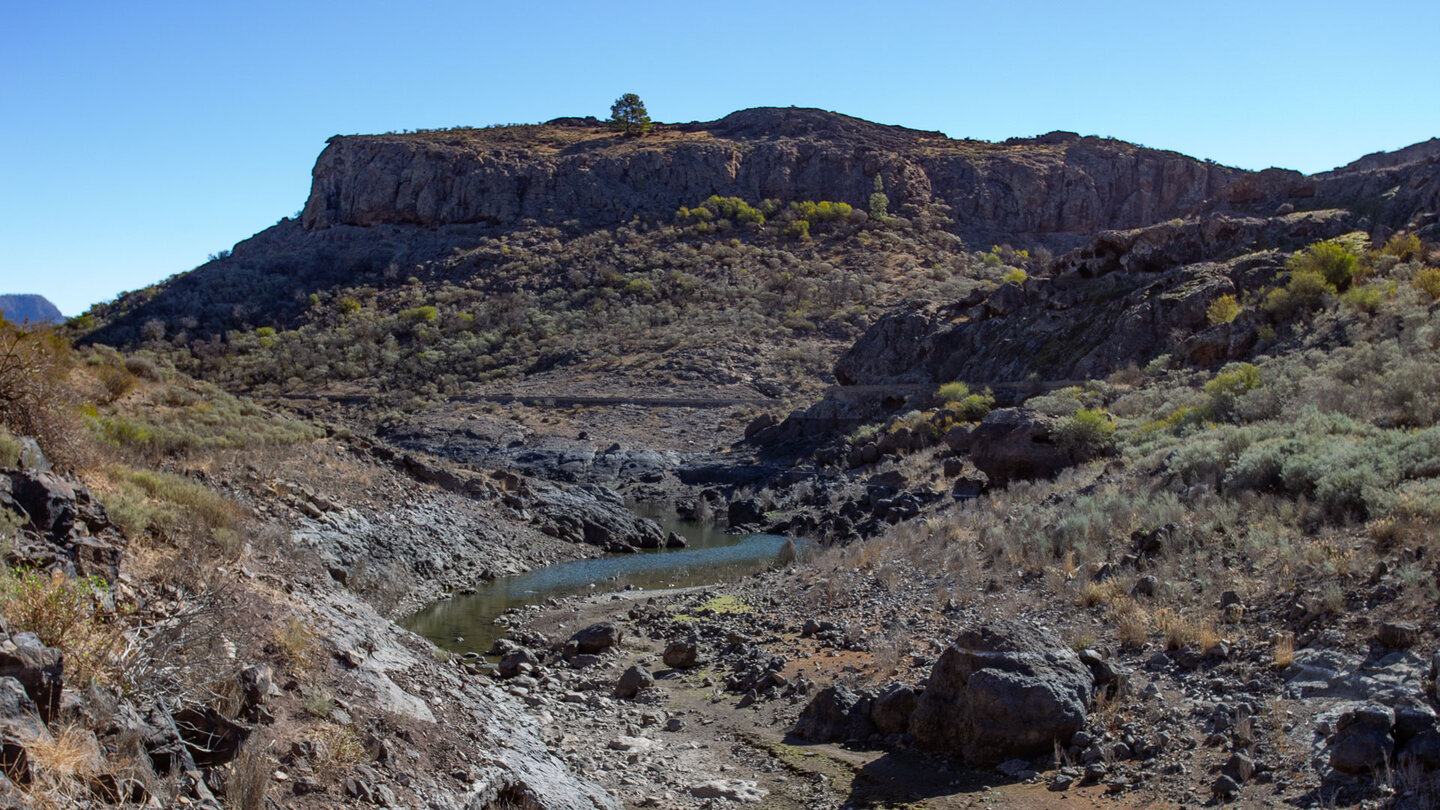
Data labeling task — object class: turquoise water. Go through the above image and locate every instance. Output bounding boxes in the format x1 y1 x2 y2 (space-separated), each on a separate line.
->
401 507 793 655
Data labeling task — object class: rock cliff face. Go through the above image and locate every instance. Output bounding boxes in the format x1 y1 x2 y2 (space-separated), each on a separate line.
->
301 108 1242 243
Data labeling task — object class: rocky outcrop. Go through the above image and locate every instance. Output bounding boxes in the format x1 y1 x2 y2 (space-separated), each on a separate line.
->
1 467 126 581
302 108 1241 242
910 621 1093 767
833 211 1356 389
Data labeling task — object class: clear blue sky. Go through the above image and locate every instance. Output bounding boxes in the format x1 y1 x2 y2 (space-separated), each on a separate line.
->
3 0 1437 316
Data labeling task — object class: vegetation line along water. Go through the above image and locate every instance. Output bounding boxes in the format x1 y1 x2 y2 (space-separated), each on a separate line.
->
402 505 797 655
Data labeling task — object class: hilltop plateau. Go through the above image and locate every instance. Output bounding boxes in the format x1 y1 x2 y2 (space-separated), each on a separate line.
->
3 107 1440 809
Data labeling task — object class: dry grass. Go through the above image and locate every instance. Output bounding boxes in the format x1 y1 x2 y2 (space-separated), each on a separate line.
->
310 722 366 781
226 731 272 810
1273 632 1295 668
274 614 322 676
1106 596 1149 650
1078 579 1126 608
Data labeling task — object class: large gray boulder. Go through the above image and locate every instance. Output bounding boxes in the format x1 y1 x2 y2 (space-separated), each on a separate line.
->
910 621 1093 767
567 623 622 656
793 685 875 743
1329 704 1395 774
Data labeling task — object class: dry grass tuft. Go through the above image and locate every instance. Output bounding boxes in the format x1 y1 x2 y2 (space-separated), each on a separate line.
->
1273 632 1295 668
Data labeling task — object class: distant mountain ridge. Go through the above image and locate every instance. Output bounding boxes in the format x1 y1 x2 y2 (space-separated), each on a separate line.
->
0 294 63 324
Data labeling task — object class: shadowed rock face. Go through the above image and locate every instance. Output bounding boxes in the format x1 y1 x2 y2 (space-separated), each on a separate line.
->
301 107 1242 242
831 210 1359 389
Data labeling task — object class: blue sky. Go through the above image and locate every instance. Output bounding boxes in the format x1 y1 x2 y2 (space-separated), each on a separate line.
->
3 1 1437 316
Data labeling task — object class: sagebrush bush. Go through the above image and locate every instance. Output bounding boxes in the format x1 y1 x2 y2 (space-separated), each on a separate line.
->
1413 267 1440 301
1055 409 1116 457
1288 239 1359 289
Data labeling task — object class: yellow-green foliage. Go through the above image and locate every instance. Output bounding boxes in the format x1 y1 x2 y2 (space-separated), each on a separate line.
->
1381 232 1424 262
0 568 119 685
936 381 995 422
678 195 765 226
1054 409 1116 457
1341 284 1386 314
1413 267 1440 301
1206 294 1241 324
1204 362 1261 418
1001 267 1028 285
399 305 439 324
1263 268 1334 320
936 381 970 403
0 428 21 467
789 200 853 223
102 465 236 546
91 380 321 456
1287 239 1359 289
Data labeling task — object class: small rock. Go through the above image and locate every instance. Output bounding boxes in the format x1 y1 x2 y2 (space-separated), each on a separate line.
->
1376 621 1420 650
691 779 767 802
615 665 654 700
1212 774 1240 800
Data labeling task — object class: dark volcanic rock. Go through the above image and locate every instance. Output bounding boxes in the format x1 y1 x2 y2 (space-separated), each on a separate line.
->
832 212 1356 390
910 621 1093 768
614 665 654 700
966 408 1076 486
870 683 919 736
1329 704 1395 774
793 685 875 743
301 108 1240 240
568 623 623 656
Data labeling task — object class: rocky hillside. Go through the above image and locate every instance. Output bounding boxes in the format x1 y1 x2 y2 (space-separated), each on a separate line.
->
302 107 1241 243
0 293 63 324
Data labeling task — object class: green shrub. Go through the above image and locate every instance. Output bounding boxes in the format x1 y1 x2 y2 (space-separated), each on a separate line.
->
1413 267 1440 300
1287 239 1359 290
785 219 811 241
1341 285 1384 314
400 306 439 324
0 568 118 685
1002 267 1028 285
1381 232 1423 262
848 424 881 446
937 381 970 403
789 200 853 223
1263 270 1334 320
1054 409 1116 457
1206 294 1241 324
0 428 21 467
1204 362 1262 419
955 392 995 422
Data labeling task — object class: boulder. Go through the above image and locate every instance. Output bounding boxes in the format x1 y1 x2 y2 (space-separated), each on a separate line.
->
870 683 918 736
568 622 622 656
910 621 1094 767
171 705 251 768
614 665 654 700
498 647 539 679
0 632 63 723
662 640 701 669
793 684 874 743
1329 704 1395 774
1376 621 1420 650
727 499 766 528
967 409 1077 485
